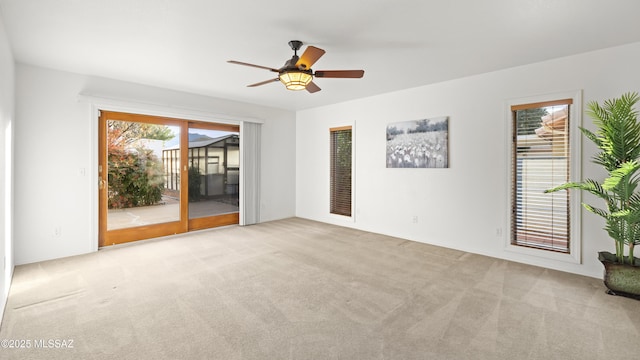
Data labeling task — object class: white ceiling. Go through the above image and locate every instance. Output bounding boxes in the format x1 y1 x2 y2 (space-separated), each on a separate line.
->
2 0 640 111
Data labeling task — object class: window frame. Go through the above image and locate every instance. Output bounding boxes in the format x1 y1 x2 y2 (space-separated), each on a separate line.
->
505 90 582 264
330 125 353 218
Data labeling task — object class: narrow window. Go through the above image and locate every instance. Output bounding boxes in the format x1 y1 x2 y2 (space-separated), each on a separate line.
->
511 99 572 252
330 126 352 216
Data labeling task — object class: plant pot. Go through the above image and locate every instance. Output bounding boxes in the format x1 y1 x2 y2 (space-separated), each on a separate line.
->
598 251 640 299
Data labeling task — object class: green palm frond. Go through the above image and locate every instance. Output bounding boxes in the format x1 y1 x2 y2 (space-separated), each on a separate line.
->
605 222 625 242
602 160 640 193
583 203 612 219
621 209 640 226
629 191 640 206
580 126 603 147
580 127 617 168
545 179 599 193
587 92 640 167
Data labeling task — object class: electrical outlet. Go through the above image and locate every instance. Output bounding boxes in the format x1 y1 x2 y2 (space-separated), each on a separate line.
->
412 216 419 223
496 228 503 237
53 226 62 238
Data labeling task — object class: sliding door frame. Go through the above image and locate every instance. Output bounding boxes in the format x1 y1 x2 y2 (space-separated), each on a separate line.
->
82 95 263 252
98 111 241 247
187 120 241 231
98 111 188 246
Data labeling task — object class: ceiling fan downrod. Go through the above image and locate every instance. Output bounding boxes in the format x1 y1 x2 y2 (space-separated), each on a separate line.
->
288 40 303 56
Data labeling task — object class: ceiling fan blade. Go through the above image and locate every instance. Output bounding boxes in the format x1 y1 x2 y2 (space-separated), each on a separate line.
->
314 70 364 78
295 46 326 70
306 81 321 93
228 60 279 73
247 78 279 87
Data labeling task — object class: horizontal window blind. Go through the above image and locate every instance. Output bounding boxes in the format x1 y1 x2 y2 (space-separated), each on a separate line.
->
330 126 352 217
512 99 572 252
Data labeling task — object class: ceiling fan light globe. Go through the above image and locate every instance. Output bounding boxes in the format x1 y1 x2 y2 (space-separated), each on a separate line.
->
279 70 313 91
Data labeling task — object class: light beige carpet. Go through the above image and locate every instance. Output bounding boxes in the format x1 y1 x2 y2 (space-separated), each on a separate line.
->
1 217 639 359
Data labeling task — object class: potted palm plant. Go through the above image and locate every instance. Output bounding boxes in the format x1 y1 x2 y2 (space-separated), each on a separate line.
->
546 92 640 299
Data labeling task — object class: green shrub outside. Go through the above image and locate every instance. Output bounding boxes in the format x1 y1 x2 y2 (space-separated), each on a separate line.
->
108 149 164 209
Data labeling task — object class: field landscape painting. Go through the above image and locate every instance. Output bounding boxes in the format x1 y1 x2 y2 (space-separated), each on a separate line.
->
386 116 449 168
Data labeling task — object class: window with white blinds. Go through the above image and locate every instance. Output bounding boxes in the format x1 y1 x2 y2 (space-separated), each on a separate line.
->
511 99 572 253
330 126 352 217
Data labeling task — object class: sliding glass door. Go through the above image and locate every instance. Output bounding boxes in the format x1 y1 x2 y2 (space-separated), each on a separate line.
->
186 122 240 231
98 111 239 246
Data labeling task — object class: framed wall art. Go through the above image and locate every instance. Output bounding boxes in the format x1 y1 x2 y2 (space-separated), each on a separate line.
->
386 116 449 168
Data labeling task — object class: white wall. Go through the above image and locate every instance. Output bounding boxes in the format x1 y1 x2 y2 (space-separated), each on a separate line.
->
296 41 640 279
14 64 296 265
0 13 14 322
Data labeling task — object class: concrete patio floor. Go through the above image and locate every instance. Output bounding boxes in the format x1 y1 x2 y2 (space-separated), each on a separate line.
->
107 197 239 230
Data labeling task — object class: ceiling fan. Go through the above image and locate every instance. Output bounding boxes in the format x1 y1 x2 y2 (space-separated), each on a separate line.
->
227 40 364 93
